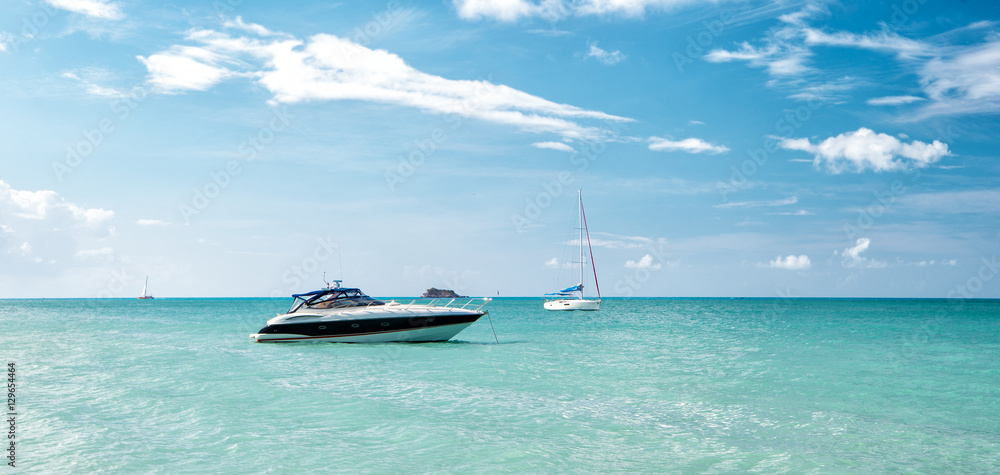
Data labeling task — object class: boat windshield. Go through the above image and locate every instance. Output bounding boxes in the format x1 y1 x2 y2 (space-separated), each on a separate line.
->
289 288 385 313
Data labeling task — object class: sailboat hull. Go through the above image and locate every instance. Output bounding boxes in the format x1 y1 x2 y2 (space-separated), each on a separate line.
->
544 299 600 311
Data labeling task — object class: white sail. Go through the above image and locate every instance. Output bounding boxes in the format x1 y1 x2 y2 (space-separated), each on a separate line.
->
138 276 154 299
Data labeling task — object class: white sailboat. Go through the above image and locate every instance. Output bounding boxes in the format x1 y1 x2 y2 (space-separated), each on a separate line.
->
544 190 601 311
137 276 154 299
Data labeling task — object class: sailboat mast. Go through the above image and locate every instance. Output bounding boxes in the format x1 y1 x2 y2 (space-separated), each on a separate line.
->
578 190 584 295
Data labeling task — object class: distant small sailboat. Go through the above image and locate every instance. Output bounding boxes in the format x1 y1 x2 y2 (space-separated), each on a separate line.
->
544 190 600 311
137 276 154 299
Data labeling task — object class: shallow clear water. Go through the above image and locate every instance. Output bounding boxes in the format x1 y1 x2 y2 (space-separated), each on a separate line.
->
3 298 999 473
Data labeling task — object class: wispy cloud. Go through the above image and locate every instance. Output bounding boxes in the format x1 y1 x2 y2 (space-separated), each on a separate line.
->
898 190 1000 215
136 219 169 226
137 21 631 141
453 0 729 22
585 232 663 249
867 95 925 106
648 136 729 154
715 196 797 209
585 41 625 65
533 141 575 152
780 128 950 174
706 6 1000 118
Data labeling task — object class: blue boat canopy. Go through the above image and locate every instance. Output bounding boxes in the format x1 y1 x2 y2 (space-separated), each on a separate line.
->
288 286 384 313
560 284 583 292
544 284 583 297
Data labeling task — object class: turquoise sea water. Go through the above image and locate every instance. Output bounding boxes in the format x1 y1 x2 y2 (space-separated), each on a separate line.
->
3 298 999 473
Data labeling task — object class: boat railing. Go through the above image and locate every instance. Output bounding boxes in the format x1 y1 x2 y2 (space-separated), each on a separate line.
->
381 297 492 312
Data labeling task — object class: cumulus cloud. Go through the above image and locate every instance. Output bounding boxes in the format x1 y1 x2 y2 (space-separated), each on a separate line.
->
648 136 729 154
0 180 115 266
45 0 123 20
769 254 811 270
837 238 886 268
137 23 630 141
544 257 560 268
779 127 950 173
586 42 626 65
533 141 575 152
0 180 114 226
625 254 662 269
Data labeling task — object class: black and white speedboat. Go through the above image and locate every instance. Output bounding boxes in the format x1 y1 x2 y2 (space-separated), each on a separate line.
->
250 281 491 343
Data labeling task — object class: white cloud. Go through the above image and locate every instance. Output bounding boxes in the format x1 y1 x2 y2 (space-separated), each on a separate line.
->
136 219 169 226
533 141 575 152
706 6 1000 118
866 95 925 106
625 254 662 270
769 254 810 270
584 232 663 249
802 27 928 59
837 238 886 268
586 42 625 65
917 40 1000 116
138 46 235 93
715 196 797 209
453 0 718 21
648 136 729 154
779 127 950 174
45 0 122 20
706 40 812 77
0 180 115 267
139 27 631 141
544 257 560 268
454 0 549 22
0 180 114 226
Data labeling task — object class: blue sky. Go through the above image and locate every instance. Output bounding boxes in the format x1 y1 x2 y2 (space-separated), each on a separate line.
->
2 0 999 298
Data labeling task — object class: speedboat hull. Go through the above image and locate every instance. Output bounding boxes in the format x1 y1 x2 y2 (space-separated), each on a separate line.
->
544 299 600 311
251 309 485 343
